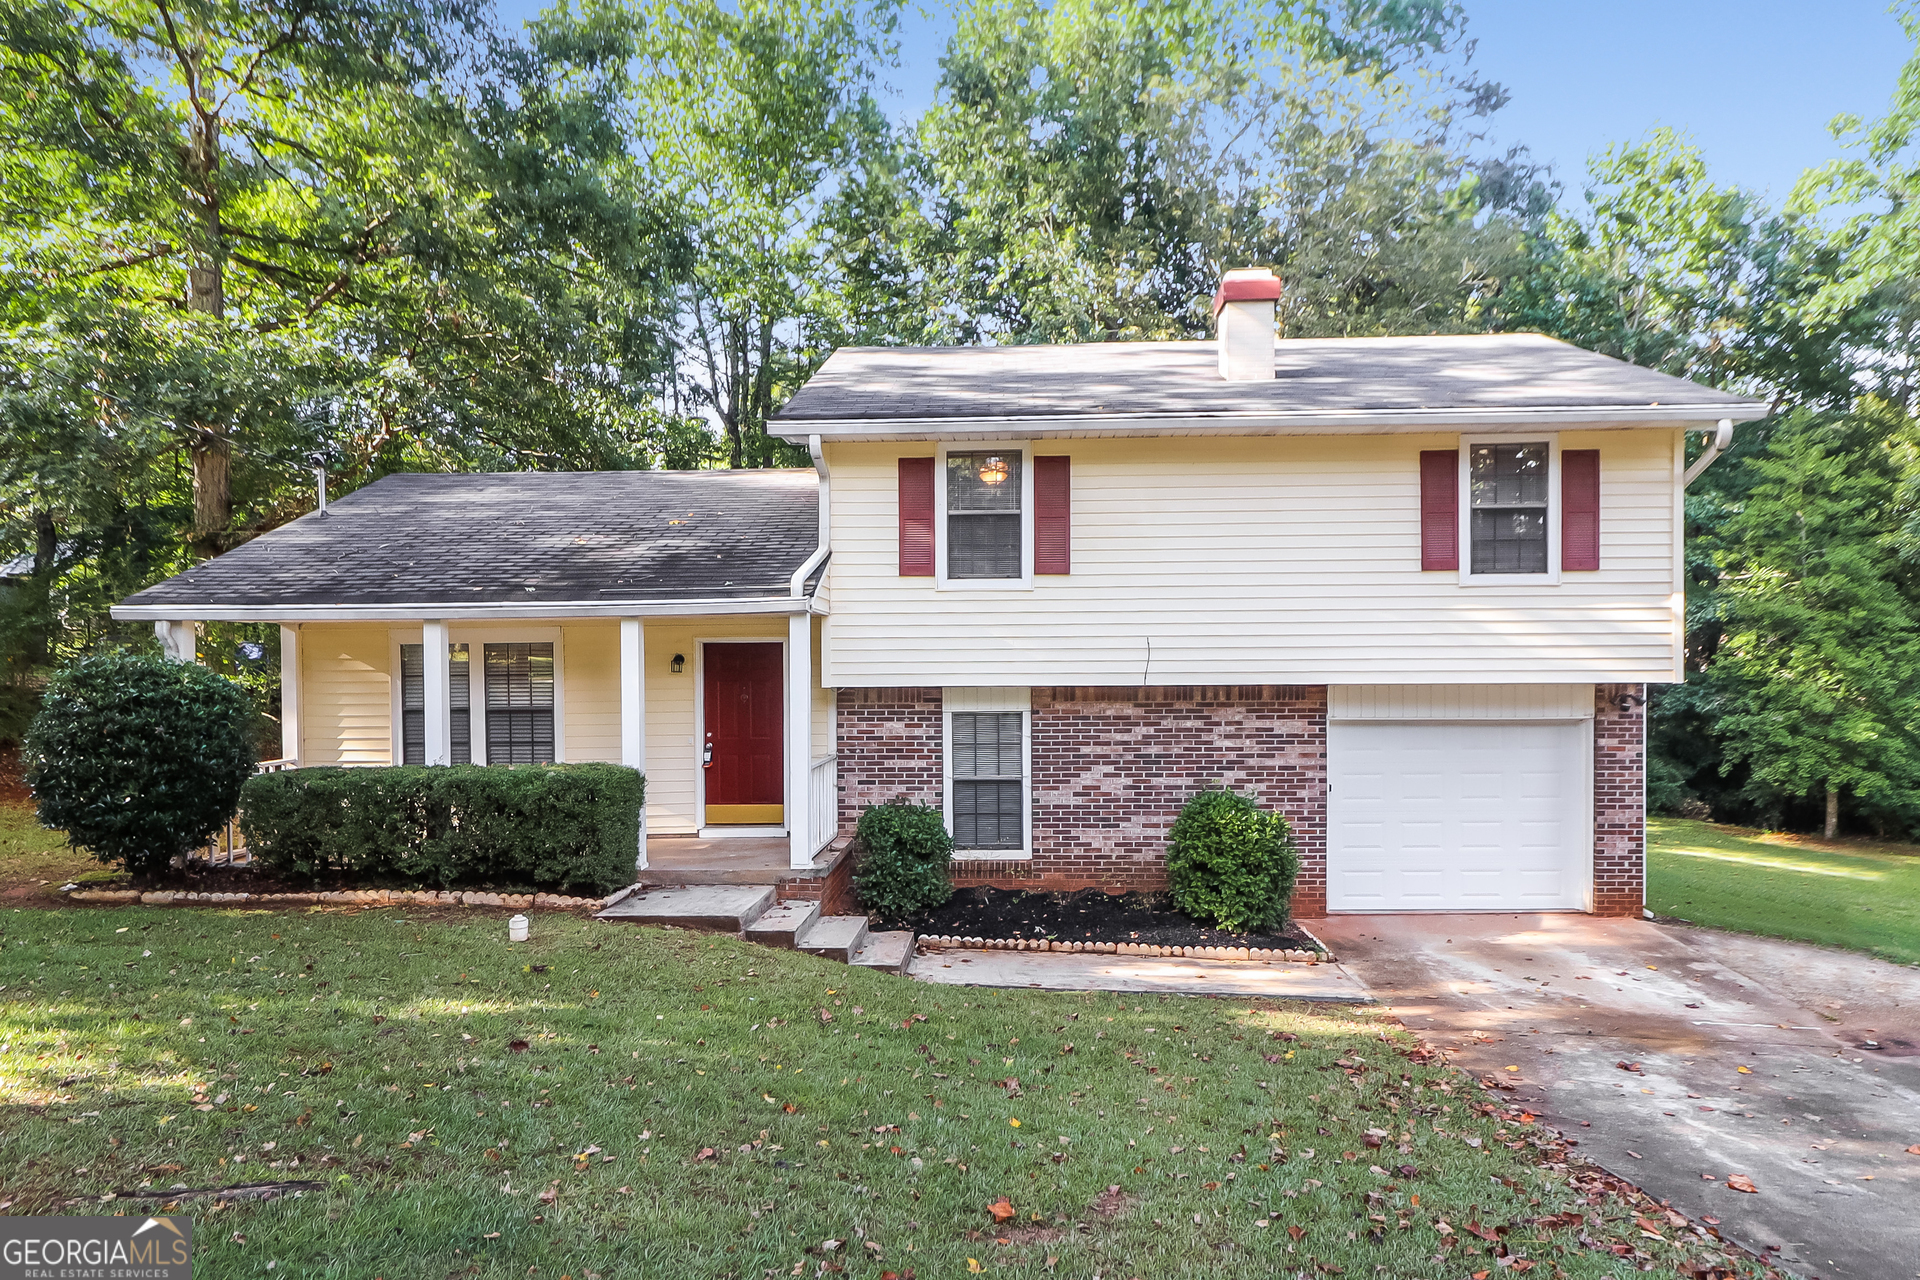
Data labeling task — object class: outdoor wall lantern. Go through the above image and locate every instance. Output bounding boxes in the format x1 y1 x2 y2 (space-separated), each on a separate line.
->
670 653 686 674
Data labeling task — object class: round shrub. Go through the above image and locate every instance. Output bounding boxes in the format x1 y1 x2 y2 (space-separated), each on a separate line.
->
853 800 953 922
1165 788 1298 933
26 650 257 880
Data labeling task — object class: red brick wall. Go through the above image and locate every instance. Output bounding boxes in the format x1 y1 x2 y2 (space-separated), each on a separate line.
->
1592 683 1647 917
1026 686 1328 912
835 688 943 833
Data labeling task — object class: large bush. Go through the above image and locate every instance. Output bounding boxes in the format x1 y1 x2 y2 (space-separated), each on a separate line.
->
240 763 644 894
27 650 257 879
1165 788 1299 933
853 800 953 922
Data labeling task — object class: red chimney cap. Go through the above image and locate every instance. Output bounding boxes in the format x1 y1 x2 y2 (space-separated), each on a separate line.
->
1211 270 1282 317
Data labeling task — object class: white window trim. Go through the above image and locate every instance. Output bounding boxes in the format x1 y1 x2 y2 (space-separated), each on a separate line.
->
389 626 566 765
942 687 1032 860
692 636 790 839
1458 432 1562 587
935 442 1035 591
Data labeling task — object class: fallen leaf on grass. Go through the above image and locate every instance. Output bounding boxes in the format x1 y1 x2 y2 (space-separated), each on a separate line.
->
695 1148 717 1162
508 1040 529 1053
1286 1225 1305 1242
1725 1174 1758 1193
537 1186 557 1205
1615 1061 1643 1075
987 1198 1015 1224
966 1260 983 1274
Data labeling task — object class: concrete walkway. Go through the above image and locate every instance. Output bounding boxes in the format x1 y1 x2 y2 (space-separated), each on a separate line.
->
1315 913 1920 1280
907 948 1371 1000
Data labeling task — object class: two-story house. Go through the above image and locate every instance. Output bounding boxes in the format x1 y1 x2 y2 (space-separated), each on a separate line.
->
112 269 1764 918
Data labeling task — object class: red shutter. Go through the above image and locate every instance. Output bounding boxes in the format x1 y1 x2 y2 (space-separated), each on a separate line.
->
1034 455 1070 574
1562 449 1600 571
898 457 935 576
1419 450 1458 571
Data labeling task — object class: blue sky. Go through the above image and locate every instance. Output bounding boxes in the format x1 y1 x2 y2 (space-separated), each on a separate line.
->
497 1 1915 204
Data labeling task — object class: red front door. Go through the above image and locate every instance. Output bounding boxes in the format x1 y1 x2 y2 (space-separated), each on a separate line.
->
703 642 784 825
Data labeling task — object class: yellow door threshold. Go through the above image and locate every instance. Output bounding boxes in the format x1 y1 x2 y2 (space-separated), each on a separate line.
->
705 804 784 825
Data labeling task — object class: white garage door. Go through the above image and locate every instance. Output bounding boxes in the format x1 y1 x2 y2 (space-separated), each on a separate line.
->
1328 720 1589 911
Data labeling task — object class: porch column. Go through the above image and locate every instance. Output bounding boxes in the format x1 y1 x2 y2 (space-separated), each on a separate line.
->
154 620 195 662
422 618 451 766
620 617 648 871
787 610 812 869
279 625 301 765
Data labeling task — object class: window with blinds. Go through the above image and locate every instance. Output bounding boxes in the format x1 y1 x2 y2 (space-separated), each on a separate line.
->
950 711 1024 849
485 642 555 764
400 643 471 765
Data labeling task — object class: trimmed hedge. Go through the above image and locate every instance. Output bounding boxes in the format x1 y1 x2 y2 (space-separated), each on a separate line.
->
239 763 644 894
853 800 953 922
1165 788 1299 933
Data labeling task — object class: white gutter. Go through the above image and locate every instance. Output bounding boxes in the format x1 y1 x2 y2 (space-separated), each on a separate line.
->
789 434 829 598
772 402 1769 443
1682 418 1736 488
111 596 814 624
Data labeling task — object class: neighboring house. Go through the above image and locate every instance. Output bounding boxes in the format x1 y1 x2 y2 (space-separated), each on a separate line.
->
112 269 1765 918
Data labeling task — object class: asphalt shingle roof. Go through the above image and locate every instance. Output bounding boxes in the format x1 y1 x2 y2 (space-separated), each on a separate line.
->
119 470 820 610
771 333 1765 434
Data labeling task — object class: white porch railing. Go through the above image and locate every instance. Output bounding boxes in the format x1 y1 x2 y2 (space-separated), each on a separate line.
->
192 758 295 867
808 754 838 853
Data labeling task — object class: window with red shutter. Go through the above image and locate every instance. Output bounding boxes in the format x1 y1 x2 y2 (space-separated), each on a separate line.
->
1561 449 1600 571
898 457 935 576
1034 455 1070 574
1419 450 1458 571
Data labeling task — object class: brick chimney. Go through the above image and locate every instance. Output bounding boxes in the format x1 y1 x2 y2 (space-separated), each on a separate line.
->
1211 267 1281 381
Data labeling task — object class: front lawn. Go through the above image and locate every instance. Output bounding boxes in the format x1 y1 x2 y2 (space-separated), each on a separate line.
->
0 797 95 898
0 907 1766 1277
1648 817 1920 965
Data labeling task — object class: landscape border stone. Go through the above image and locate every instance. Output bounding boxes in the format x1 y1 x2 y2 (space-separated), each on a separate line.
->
912 935 1331 963
61 886 612 911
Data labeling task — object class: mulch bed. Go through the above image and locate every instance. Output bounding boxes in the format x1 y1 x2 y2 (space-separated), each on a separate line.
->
900 886 1315 950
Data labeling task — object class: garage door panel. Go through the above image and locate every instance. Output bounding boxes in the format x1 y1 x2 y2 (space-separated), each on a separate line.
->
1328 720 1589 912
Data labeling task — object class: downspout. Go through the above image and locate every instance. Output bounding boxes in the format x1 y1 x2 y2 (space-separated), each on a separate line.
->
1682 418 1735 488
789 433 830 600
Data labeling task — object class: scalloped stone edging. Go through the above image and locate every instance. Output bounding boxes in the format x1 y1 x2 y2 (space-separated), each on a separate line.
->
912 935 1331 964
61 887 609 911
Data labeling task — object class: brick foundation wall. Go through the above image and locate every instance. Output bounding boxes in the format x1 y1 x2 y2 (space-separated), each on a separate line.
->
835 688 944 832
1592 683 1647 917
777 845 856 915
1027 686 1329 911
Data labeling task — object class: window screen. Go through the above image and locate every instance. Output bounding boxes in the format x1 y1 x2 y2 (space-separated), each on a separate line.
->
485 642 555 764
946 452 1022 578
951 711 1024 850
399 643 471 765
1469 442 1549 574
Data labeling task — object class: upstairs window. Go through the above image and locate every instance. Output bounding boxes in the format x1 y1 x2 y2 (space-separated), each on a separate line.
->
401 643 471 765
1469 442 1549 574
485 642 556 764
947 451 1022 578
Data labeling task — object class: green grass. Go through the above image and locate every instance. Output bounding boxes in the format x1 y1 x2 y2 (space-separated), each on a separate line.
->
0 798 96 896
1649 817 1920 965
0 906 1766 1279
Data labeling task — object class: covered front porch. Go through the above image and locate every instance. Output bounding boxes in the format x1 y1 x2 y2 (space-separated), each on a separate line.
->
151 610 840 873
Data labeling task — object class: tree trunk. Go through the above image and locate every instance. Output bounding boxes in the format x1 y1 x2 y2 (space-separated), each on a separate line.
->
27 508 56 664
1825 786 1840 840
183 77 232 557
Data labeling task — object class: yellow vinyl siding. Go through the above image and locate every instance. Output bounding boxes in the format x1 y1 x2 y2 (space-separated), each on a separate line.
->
298 626 392 765
823 430 1681 687
561 623 620 763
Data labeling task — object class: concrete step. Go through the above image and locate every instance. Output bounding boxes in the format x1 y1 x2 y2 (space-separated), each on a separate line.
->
596 885 774 932
850 930 915 975
795 914 870 962
743 900 822 949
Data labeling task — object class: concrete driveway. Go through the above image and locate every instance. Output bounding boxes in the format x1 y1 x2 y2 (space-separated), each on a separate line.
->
1312 914 1920 1280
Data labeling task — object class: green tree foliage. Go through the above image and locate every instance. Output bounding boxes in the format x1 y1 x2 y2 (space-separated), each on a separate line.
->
909 0 1539 343
26 650 256 878
1165 788 1299 933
